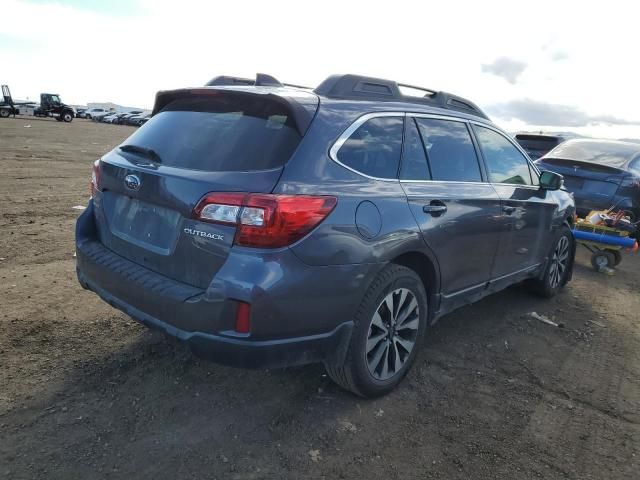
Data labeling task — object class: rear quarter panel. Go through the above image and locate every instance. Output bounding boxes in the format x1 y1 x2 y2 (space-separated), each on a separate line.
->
275 105 433 267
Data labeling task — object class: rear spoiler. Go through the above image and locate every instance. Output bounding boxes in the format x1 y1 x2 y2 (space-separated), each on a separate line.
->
151 87 318 135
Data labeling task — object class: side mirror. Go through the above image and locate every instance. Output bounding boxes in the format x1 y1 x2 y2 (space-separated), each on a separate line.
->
539 170 563 191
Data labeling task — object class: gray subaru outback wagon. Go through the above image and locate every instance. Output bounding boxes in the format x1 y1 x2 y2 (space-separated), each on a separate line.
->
76 73 575 397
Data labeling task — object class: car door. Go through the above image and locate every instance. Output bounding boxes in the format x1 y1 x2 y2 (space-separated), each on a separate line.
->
400 115 503 305
472 124 558 280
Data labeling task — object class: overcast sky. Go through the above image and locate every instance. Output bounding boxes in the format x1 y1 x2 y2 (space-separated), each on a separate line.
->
2 0 639 139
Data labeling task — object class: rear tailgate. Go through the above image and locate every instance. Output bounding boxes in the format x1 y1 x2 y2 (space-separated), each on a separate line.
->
537 158 625 209
92 88 318 289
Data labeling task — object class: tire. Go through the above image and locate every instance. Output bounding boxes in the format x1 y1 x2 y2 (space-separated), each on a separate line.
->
0 109 9 118
591 251 615 271
62 111 73 122
86 114 92 120
529 226 574 298
606 249 622 266
325 264 428 398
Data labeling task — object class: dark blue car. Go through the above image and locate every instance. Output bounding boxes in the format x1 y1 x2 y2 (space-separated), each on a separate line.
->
76 74 575 397
536 139 640 220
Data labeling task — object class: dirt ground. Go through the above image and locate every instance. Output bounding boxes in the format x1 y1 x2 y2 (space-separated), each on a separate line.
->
0 116 638 480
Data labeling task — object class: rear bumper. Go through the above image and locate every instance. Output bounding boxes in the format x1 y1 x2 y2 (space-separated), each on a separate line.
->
77 266 352 368
75 201 367 369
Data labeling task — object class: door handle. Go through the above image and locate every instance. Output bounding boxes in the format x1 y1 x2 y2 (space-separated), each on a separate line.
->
423 201 447 217
503 206 516 215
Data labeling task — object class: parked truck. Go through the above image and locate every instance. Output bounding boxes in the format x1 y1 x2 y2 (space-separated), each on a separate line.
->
2 85 75 122
1 85 21 118
33 93 75 122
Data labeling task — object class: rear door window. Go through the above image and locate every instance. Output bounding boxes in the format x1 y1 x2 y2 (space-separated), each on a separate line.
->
475 126 533 185
120 95 302 172
336 116 404 179
415 118 482 182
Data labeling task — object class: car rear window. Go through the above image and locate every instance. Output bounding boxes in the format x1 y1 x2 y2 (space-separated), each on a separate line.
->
119 96 302 172
547 140 640 168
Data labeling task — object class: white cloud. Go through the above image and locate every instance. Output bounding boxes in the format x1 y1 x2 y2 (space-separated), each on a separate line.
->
2 0 640 139
487 99 640 127
481 57 528 84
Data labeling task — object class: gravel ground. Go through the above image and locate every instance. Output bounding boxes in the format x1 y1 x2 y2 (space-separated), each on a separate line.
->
1 116 639 479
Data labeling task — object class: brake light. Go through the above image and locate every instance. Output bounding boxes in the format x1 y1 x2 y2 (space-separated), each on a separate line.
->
90 159 101 197
193 193 337 248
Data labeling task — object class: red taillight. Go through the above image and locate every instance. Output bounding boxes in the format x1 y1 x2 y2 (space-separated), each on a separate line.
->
192 193 337 248
90 160 101 197
235 302 251 334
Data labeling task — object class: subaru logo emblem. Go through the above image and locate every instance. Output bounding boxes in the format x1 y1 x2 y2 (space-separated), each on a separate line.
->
124 174 141 191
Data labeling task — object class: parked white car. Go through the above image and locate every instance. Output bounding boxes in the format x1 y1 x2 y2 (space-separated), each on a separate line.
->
83 108 107 120
91 110 115 122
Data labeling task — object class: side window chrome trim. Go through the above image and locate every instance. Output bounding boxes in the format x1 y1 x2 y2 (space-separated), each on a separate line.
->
407 112 470 123
400 179 491 186
329 112 405 182
329 111 481 182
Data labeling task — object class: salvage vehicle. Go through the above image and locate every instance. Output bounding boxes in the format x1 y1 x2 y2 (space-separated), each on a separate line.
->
117 111 143 124
124 112 150 126
102 112 120 124
90 109 114 122
536 139 640 220
76 73 576 397
84 108 107 120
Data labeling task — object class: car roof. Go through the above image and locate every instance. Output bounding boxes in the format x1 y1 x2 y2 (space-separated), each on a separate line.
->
156 74 499 136
314 96 492 124
179 85 492 125
203 73 489 120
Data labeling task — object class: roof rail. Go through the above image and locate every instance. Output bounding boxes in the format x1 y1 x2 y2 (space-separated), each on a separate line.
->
313 74 488 119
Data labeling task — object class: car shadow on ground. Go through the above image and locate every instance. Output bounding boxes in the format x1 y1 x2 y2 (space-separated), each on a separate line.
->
4 254 639 479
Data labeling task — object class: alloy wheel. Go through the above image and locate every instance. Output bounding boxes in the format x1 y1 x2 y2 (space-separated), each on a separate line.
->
365 288 419 381
549 236 570 288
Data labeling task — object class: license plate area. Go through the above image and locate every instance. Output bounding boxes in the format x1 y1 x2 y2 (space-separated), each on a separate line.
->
108 194 181 255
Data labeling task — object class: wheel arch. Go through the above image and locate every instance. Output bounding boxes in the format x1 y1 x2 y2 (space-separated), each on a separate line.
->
390 251 440 323
564 213 575 229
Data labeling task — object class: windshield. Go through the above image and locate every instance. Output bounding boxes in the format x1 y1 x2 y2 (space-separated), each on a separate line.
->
120 96 302 172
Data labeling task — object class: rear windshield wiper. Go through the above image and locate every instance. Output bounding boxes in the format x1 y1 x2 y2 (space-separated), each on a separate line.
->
119 144 162 163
